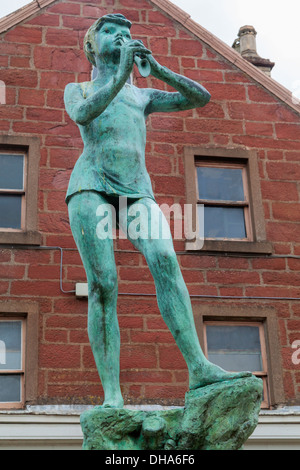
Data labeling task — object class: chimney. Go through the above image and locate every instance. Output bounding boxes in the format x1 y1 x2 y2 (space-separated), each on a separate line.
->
232 25 275 76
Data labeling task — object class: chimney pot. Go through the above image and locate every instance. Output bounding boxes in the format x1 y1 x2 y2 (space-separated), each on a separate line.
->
238 25 258 57
232 25 275 76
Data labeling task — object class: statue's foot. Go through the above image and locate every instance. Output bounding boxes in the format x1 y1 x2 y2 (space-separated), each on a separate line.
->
101 400 124 409
101 393 124 409
189 362 253 390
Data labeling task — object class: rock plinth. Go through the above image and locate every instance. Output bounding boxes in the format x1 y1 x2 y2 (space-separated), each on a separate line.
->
80 375 263 451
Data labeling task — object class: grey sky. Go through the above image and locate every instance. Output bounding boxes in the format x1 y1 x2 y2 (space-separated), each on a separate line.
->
0 0 299 96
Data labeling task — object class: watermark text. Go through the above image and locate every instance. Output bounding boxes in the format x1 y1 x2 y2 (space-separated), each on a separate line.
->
292 340 300 365
95 197 204 248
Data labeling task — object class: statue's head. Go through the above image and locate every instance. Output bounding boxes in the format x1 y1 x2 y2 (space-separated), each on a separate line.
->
84 14 132 66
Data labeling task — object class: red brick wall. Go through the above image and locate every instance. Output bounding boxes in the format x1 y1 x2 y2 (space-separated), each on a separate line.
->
0 0 299 406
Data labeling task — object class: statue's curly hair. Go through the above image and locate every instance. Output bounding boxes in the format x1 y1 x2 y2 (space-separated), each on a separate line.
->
83 14 132 66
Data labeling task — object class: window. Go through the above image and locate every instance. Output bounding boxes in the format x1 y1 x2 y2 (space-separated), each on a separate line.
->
0 302 38 410
0 135 41 245
193 303 285 409
203 321 269 408
196 161 252 241
184 147 272 254
0 318 25 408
0 152 26 231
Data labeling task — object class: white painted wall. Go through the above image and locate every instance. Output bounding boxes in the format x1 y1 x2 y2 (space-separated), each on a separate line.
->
0 406 299 450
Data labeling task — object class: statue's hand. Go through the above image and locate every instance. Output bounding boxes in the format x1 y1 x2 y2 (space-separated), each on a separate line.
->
118 39 152 83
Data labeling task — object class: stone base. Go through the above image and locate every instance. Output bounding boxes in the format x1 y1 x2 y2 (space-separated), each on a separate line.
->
80 375 263 451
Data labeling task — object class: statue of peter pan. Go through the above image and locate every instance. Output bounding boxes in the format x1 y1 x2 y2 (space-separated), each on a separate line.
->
64 14 251 408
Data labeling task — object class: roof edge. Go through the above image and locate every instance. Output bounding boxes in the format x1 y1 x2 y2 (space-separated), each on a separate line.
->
0 0 299 115
0 0 55 33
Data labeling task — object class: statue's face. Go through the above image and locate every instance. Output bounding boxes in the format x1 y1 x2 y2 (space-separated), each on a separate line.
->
94 21 132 60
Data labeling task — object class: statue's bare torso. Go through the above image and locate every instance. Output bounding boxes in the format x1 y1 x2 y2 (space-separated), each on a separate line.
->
66 81 154 202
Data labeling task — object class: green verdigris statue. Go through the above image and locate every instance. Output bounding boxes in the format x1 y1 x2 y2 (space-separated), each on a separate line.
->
64 14 262 450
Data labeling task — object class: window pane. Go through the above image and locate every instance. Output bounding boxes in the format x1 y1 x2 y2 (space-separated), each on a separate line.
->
0 194 22 229
202 205 246 239
206 325 263 372
197 167 245 202
0 321 22 370
0 154 24 190
0 375 21 402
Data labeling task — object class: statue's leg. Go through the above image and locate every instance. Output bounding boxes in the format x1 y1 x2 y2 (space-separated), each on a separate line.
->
120 197 251 389
68 191 123 407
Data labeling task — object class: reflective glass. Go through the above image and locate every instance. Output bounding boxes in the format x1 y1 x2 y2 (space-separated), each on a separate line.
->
206 325 263 372
0 154 24 190
0 194 22 229
0 321 22 371
0 375 21 402
197 167 245 202
201 205 246 239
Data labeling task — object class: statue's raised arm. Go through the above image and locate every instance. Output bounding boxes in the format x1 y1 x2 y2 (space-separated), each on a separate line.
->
143 54 211 114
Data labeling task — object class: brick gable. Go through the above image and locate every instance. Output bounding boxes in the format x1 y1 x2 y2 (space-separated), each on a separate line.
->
0 0 299 406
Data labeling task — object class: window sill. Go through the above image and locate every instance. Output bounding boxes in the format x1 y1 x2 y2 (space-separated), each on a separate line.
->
0 231 41 245
185 239 273 255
